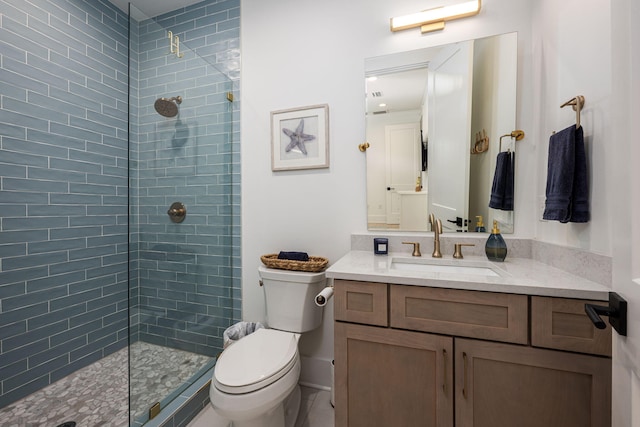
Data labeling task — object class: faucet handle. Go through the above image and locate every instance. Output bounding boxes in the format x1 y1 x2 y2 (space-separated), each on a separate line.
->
402 241 422 257
453 243 475 259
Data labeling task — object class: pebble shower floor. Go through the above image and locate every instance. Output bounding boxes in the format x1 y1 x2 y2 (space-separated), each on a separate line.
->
0 342 211 426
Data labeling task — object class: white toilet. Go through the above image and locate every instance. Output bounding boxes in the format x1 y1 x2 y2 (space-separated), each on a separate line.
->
209 266 326 427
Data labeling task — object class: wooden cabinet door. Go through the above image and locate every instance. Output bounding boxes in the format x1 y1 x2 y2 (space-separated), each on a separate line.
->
455 338 611 427
335 322 453 427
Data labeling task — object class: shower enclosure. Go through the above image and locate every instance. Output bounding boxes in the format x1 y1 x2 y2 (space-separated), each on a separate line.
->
0 0 239 425
128 4 240 424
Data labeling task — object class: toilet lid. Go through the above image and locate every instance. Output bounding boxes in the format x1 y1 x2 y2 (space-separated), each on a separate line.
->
214 329 298 394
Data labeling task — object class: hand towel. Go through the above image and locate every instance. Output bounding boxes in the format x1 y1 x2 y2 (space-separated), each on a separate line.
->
489 151 514 211
503 151 514 211
277 251 310 261
542 125 589 223
569 126 589 222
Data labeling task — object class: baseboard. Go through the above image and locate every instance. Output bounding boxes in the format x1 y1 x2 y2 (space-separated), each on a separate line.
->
298 381 331 392
299 355 333 390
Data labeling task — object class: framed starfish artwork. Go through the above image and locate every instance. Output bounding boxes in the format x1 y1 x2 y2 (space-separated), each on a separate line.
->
270 104 329 171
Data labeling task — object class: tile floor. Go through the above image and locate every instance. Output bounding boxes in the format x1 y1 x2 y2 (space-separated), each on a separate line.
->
0 344 333 427
0 347 129 427
188 386 335 427
0 342 213 427
294 387 334 427
129 341 213 421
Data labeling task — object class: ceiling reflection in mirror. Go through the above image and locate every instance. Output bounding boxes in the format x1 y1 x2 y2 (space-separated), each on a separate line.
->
365 32 517 234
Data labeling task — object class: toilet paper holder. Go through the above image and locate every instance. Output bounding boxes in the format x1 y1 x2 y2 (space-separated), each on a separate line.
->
315 285 334 307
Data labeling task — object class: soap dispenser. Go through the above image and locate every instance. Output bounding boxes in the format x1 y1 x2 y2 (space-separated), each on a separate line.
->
475 216 486 232
485 220 507 262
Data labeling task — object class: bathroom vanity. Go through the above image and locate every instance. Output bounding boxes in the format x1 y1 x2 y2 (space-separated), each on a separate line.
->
327 250 612 427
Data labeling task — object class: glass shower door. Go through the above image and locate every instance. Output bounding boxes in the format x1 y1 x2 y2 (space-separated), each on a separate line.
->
128 4 239 424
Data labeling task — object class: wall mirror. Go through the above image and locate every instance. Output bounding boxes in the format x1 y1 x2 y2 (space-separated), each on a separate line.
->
365 32 517 233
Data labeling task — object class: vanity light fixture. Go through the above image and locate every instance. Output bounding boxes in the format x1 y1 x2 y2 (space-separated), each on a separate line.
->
390 0 481 34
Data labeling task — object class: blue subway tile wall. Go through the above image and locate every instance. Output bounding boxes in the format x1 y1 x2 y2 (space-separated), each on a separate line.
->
129 0 240 357
0 0 129 408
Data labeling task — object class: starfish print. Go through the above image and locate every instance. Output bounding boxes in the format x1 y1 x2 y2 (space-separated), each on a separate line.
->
282 119 315 155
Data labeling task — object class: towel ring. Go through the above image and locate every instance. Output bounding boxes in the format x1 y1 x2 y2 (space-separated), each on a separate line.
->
560 95 585 128
499 130 525 152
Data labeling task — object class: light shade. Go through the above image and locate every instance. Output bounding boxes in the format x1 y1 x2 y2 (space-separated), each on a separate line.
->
390 0 481 33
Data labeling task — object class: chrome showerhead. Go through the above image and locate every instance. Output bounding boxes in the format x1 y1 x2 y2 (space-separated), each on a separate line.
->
154 96 182 117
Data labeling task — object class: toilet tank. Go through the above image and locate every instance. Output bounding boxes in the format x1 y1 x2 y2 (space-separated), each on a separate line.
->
258 266 326 333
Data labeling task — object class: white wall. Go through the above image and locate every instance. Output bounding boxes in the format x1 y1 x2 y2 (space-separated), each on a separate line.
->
532 0 613 255
241 0 534 387
240 0 618 387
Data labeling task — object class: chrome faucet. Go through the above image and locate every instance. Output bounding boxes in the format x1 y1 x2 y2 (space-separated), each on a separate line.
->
429 213 443 258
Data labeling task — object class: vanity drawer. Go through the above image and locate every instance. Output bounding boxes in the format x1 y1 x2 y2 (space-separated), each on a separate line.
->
390 286 528 344
531 296 612 357
334 280 388 326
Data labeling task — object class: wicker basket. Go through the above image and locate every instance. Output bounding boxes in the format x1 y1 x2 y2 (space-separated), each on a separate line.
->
260 253 329 272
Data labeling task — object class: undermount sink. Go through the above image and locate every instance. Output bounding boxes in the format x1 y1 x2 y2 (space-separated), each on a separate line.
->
390 257 504 277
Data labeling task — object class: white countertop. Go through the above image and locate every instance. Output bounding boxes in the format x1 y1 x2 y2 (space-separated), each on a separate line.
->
325 251 610 301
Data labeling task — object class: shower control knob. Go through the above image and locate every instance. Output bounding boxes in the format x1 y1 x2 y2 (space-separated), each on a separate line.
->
167 202 186 223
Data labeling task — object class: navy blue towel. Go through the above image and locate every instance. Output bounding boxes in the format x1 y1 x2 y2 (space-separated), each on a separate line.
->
489 151 514 211
570 126 589 222
543 125 589 223
277 251 309 261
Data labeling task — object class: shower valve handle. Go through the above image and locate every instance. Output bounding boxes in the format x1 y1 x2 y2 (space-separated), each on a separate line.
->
167 202 186 223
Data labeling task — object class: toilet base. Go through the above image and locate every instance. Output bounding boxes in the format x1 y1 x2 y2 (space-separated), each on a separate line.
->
214 385 300 427
283 385 301 427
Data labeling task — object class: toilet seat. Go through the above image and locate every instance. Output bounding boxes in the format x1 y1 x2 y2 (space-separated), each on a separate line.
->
214 329 298 394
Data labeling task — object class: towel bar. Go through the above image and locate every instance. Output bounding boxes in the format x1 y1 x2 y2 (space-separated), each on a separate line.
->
560 95 585 128
498 130 525 152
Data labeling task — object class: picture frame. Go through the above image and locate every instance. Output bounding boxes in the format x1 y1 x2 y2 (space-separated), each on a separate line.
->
270 104 329 171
